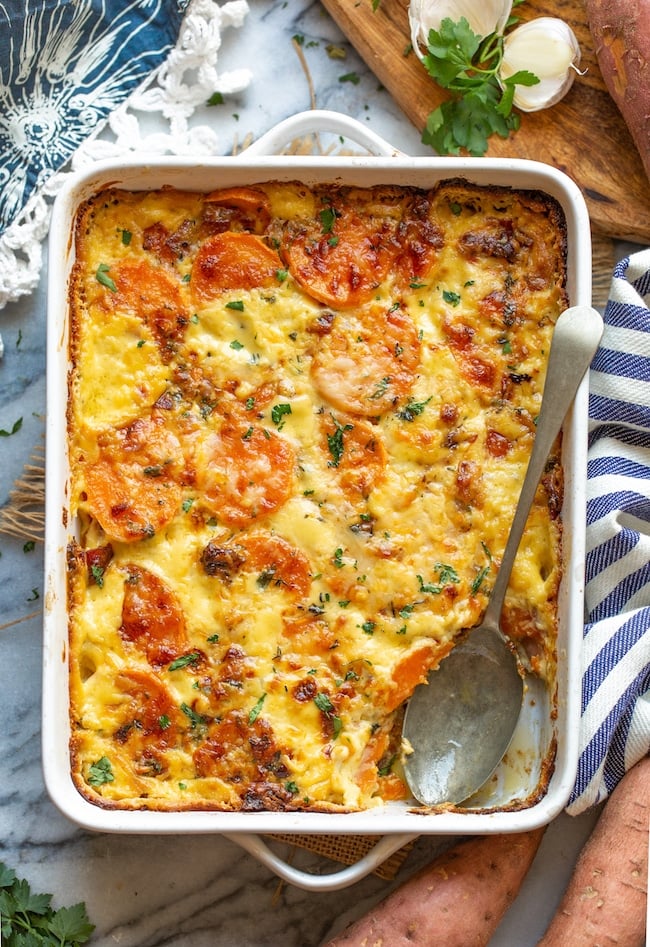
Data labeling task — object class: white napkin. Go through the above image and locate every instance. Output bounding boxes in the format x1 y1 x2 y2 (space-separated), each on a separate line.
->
568 248 650 815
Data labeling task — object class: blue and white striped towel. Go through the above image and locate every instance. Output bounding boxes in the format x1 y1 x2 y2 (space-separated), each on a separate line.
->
568 248 650 815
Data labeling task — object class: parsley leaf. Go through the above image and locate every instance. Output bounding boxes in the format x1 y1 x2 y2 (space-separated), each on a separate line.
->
169 651 201 671
96 262 117 292
419 16 539 156
49 904 96 944
248 692 267 724
0 417 22 437
271 402 292 429
319 206 337 233
88 756 114 786
397 396 431 421
0 860 94 946
314 692 342 738
326 415 354 467
180 702 208 735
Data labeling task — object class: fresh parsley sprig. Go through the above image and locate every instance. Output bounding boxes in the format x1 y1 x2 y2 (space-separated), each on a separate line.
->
420 16 538 156
0 860 95 946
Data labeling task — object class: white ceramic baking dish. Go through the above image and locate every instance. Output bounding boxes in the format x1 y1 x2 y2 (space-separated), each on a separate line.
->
43 110 592 891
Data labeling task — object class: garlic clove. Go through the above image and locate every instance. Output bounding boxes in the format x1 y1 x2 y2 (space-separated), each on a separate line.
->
500 17 581 112
409 0 513 60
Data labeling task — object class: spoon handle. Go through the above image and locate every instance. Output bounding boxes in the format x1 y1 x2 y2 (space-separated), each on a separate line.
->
482 305 603 631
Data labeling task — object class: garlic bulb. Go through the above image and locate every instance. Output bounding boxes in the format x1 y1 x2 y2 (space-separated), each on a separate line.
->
500 17 581 112
409 0 513 59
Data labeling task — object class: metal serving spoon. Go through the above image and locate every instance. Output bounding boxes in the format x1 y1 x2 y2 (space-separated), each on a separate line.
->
402 305 604 807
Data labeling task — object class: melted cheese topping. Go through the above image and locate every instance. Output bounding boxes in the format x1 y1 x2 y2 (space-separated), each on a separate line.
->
67 181 566 812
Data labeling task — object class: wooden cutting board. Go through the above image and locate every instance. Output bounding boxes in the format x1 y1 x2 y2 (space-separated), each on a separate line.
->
321 0 650 244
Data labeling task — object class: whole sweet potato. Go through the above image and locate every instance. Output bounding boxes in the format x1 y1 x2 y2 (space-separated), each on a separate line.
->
585 0 650 181
321 828 545 947
537 754 649 947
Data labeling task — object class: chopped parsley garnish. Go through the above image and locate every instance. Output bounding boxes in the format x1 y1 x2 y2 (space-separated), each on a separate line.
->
471 542 493 594
257 566 277 589
314 692 334 713
418 562 460 595
327 415 353 467
180 702 208 733
225 300 244 311
398 396 432 421
248 692 267 724
271 402 292 429
319 206 337 234
96 262 117 292
378 754 397 777
88 756 114 787
471 566 490 595
314 692 342 738
369 376 391 400
169 652 201 671
230 339 245 350
443 289 461 306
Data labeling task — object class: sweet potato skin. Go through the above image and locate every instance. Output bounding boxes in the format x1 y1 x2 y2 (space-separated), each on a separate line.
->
537 755 649 947
321 828 545 947
585 0 650 181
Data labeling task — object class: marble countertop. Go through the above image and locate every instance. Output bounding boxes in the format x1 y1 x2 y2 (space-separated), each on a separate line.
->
0 1 621 943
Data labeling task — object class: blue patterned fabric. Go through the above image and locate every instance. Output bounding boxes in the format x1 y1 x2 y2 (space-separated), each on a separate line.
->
568 249 650 815
0 0 187 235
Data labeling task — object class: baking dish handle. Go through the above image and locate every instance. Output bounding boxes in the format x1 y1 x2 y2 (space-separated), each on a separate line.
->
223 831 418 892
240 108 402 158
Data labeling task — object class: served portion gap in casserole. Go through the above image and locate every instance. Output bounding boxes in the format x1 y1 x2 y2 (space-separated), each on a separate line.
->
66 179 567 812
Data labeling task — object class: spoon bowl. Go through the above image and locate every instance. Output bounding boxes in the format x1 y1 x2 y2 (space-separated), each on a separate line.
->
402 305 604 807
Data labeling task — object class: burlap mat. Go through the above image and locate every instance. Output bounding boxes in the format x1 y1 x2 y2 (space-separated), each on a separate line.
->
270 834 415 880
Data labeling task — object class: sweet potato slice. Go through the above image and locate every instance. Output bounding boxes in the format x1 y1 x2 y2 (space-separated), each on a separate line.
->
120 564 188 666
191 231 281 301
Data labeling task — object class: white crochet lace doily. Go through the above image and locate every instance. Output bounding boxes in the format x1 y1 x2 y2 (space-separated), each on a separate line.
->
0 0 251 317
